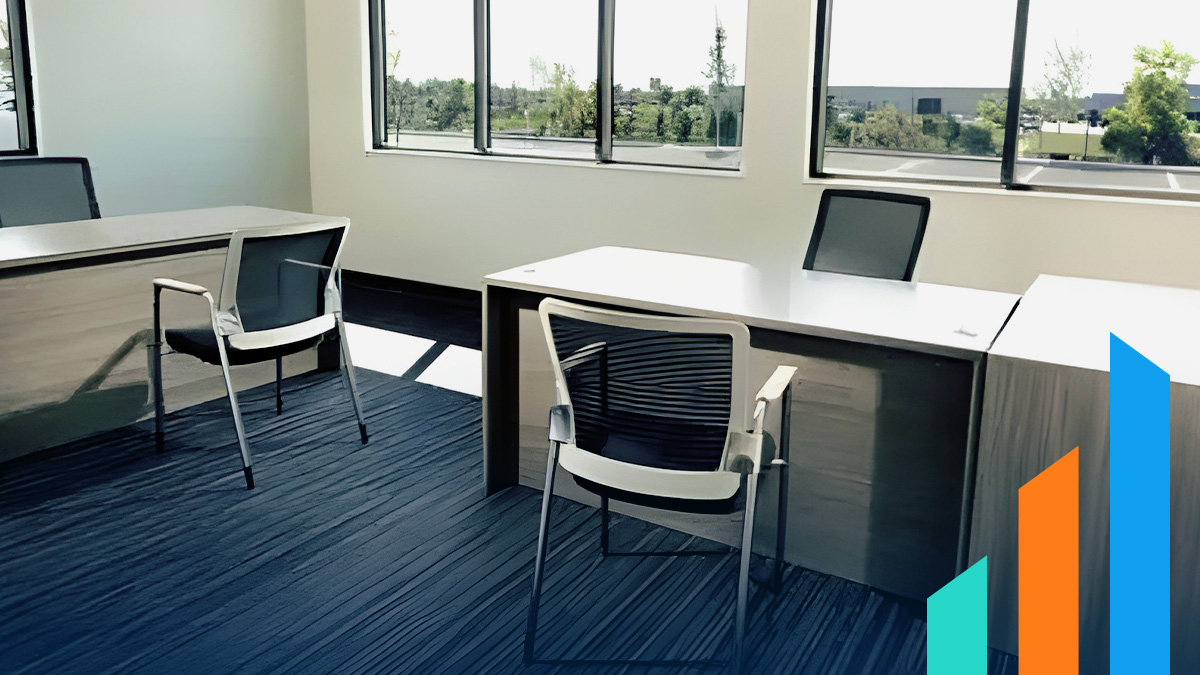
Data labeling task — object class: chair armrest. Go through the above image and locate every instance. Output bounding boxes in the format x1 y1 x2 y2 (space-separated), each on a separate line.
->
282 258 333 271
756 365 798 404
752 365 797 424
548 405 573 444
153 278 210 296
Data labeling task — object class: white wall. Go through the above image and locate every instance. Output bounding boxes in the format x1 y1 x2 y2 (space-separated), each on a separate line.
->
29 0 312 216
306 0 1200 295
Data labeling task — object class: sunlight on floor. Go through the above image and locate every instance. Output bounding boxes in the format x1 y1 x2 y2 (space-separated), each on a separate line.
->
345 322 481 396
344 322 435 378
416 345 483 397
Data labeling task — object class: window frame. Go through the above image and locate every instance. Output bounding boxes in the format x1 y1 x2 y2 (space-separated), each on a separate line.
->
1 0 37 156
809 0 1200 203
367 0 745 172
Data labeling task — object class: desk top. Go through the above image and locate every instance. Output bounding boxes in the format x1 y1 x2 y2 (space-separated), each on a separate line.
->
0 206 348 270
485 246 1020 359
990 274 1200 386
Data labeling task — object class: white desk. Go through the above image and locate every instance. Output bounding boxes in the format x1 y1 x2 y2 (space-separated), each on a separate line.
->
483 246 1019 599
0 207 347 461
971 274 1200 673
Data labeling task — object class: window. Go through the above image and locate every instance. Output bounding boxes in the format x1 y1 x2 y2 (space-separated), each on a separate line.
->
376 0 476 153
489 0 597 161
812 0 1200 199
369 0 748 170
612 0 747 169
0 0 35 154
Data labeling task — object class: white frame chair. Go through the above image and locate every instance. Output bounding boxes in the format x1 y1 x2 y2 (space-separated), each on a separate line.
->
150 221 367 489
525 298 797 673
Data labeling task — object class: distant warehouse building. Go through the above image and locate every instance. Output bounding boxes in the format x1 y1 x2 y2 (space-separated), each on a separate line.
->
827 86 1007 119
1085 84 1200 121
829 85 1200 122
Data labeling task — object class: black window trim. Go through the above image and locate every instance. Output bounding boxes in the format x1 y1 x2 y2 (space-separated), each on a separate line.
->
810 0 1200 204
366 0 744 172
2 0 37 156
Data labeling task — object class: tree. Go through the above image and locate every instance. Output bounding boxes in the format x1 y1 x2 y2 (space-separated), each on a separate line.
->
1101 42 1198 165
843 104 944 153
957 122 997 155
703 15 736 148
0 19 12 90
1036 41 1090 130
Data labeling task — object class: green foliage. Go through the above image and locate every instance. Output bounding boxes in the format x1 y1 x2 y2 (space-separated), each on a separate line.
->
631 102 660 139
957 121 997 155
841 105 945 153
976 94 1008 127
1101 42 1199 165
385 77 475 134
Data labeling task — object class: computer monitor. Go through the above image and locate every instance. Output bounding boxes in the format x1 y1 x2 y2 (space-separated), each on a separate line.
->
802 189 931 282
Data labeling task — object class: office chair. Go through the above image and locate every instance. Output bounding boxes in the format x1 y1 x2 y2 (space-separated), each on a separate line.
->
803 188 931 281
0 157 101 227
150 221 367 489
525 298 797 673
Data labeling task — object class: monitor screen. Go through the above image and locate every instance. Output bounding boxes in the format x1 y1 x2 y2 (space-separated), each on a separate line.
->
805 191 929 281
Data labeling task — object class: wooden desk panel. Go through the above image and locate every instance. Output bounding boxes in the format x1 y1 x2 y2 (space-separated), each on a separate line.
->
971 274 1200 673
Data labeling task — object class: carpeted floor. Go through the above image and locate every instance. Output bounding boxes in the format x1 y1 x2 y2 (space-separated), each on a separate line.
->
0 368 1016 674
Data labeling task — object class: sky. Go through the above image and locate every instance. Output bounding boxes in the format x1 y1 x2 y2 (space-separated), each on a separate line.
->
826 0 1200 94
384 0 746 91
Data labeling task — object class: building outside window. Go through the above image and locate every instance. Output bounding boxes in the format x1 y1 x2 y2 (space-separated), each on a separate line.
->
814 0 1200 199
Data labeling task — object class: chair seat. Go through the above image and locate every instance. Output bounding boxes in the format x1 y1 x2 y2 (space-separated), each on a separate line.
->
165 327 325 366
559 442 742 514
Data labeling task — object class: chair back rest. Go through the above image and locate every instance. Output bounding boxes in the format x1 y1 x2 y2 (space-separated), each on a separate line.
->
539 298 750 472
803 188 930 281
0 157 100 227
218 221 347 333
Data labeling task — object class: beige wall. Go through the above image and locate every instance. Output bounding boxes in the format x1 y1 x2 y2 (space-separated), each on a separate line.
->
29 0 313 216
306 0 1200 295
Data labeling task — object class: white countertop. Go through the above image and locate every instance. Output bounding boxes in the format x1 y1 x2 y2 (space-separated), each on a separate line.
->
989 274 1200 386
485 247 1020 358
0 206 348 269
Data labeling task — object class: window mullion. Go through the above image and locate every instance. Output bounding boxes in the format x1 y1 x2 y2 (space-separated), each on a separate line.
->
474 0 490 153
809 0 833 177
1000 0 1030 187
368 0 386 149
597 0 615 162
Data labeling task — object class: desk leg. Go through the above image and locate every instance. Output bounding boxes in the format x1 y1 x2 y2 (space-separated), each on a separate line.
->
483 286 523 495
956 356 986 573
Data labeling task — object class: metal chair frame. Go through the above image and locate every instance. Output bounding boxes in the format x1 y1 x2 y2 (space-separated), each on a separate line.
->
525 298 797 673
149 221 367 489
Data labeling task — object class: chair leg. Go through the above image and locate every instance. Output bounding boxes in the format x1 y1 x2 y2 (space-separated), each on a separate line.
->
275 357 283 415
773 385 792 592
335 315 368 444
524 440 560 665
215 340 254 490
600 495 610 556
735 473 761 675
152 287 166 453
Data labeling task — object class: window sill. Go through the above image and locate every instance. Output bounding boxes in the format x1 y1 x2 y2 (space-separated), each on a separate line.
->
364 146 746 179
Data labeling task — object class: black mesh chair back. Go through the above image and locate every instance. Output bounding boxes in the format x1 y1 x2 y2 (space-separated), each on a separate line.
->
547 314 734 472
0 157 100 227
232 228 344 332
803 189 931 281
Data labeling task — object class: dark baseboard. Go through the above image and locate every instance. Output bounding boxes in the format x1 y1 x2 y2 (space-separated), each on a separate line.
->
342 270 481 309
